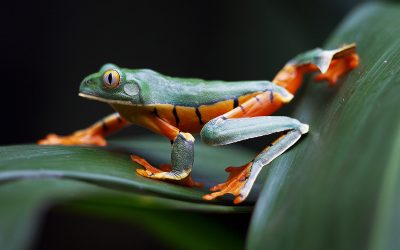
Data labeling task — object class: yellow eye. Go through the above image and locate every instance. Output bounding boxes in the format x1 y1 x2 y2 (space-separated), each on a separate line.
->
103 70 120 89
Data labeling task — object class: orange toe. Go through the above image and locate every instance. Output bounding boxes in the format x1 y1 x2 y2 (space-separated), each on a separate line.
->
131 155 203 188
131 155 162 174
315 54 359 85
203 162 253 204
233 195 244 204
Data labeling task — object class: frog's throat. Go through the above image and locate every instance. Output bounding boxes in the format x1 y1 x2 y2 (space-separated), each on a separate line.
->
78 93 136 106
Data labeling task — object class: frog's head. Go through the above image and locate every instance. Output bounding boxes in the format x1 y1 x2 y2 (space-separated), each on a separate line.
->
79 63 141 105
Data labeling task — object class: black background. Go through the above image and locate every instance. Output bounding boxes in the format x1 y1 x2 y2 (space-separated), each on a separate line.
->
2 0 360 145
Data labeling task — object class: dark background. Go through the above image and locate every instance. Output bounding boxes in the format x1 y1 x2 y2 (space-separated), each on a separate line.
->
1 0 361 145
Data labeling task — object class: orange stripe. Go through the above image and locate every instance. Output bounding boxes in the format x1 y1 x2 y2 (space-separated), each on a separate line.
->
224 91 285 119
153 92 263 132
199 99 234 123
238 92 260 105
152 104 176 126
112 91 266 133
91 113 129 136
175 106 201 132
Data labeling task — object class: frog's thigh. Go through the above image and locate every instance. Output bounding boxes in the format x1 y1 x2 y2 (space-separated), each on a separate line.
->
200 116 309 201
201 116 308 146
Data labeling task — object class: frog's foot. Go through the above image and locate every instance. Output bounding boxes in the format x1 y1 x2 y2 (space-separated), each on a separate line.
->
131 155 203 188
38 131 106 146
315 53 359 85
203 162 253 204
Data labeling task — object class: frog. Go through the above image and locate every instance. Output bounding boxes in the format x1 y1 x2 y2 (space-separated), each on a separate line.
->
38 44 359 204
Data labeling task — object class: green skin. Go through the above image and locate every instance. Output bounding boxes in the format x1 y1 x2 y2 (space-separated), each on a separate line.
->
81 64 275 106
79 44 354 106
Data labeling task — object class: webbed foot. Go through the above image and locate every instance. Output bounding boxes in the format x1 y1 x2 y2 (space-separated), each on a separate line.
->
38 131 106 146
203 162 253 204
315 53 359 85
131 155 203 188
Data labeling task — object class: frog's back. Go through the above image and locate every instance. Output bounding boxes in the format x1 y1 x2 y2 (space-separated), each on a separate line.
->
125 69 272 132
127 69 270 106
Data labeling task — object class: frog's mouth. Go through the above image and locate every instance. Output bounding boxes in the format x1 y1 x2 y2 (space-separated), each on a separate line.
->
78 93 134 105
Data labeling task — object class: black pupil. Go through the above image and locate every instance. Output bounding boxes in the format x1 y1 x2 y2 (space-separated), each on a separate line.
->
107 73 113 84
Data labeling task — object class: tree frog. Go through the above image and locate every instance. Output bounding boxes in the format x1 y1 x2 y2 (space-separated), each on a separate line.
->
39 44 359 204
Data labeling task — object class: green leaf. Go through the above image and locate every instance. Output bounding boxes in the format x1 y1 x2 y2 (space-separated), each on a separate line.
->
0 136 257 203
0 179 247 250
65 191 248 250
0 136 255 250
247 2 400 250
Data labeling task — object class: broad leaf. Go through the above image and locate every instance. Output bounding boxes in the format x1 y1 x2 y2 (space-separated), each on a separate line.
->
0 136 257 202
247 2 400 250
0 179 248 250
0 136 255 250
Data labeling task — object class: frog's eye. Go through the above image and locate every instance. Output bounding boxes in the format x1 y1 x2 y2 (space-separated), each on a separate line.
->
103 70 120 89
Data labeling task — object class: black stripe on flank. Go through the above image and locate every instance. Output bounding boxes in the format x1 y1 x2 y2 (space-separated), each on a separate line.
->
239 105 246 113
255 96 262 104
172 106 180 127
233 98 239 108
153 107 160 118
269 91 274 103
221 116 228 120
195 108 204 125
102 121 109 131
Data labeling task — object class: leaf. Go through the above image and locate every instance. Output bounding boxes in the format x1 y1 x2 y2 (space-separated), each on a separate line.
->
247 2 400 250
65 193 249 250
0 136 257 203
0 136 255 250
0 179 248 250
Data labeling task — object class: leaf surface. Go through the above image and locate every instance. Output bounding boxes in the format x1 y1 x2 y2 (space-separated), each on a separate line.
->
0 136 255 250
247 3 400 250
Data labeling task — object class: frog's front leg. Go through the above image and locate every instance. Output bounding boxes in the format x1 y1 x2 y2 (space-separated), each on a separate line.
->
201 115 308 204
132 115 202 187
38 112 129 146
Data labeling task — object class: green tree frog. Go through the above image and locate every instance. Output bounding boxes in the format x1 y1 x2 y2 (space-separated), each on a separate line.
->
39 44 359 204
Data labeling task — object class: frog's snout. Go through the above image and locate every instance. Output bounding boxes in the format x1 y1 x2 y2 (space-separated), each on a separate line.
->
82 79 94 86
79 74 100 89
79 77 98 96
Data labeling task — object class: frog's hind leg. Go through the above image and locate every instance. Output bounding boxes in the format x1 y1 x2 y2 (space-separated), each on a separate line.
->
38 113 130 146
273 43 359 93
201 115 308 204
200 85 307 203
202 45 359 204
